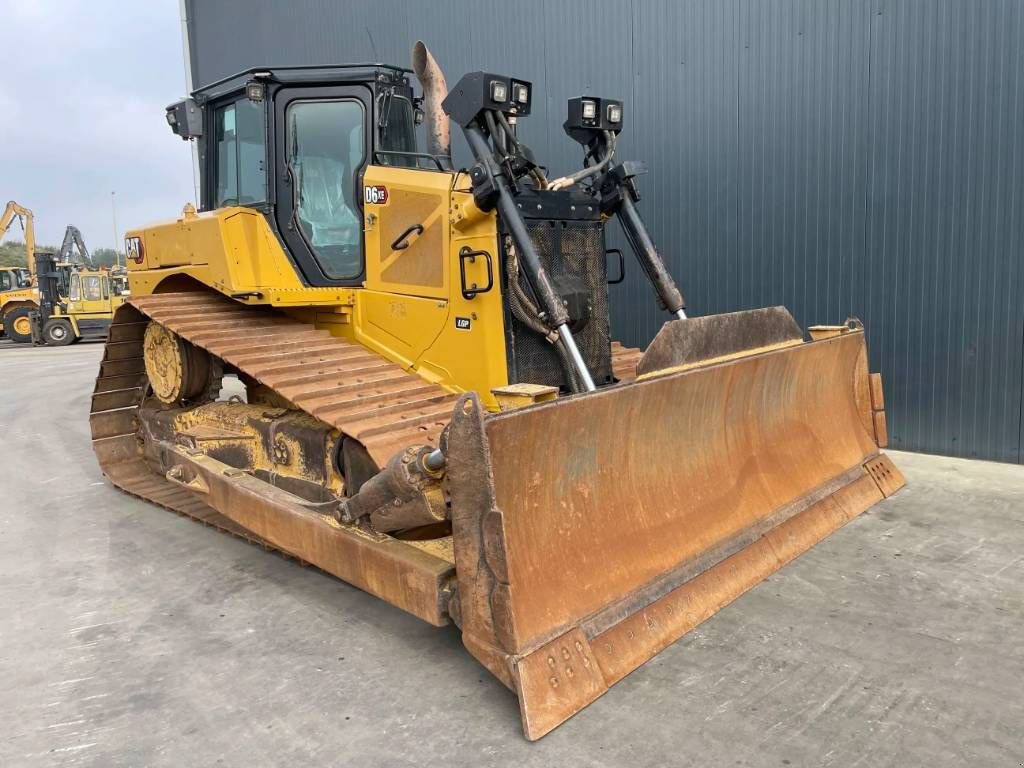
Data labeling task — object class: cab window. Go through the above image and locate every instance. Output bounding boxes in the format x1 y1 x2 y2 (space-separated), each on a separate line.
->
82 275 102 301
69 273 81 301
286 99 365 280
378 95 417 167
214 98 267 207
0 271 11 291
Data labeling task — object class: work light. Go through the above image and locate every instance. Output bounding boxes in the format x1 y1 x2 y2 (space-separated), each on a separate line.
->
581 99 597 120
246 79 266 103
442 72 533 126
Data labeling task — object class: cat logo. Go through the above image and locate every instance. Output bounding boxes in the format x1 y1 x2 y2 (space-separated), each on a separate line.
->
125 237 144 264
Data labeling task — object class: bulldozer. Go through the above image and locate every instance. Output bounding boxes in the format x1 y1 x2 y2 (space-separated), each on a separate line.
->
90 44 904 739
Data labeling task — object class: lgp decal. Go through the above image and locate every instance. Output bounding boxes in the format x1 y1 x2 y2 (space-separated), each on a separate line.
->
455 317 471 330
364 185 389 204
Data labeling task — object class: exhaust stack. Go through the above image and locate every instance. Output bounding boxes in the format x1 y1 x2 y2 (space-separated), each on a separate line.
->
411 41 451 164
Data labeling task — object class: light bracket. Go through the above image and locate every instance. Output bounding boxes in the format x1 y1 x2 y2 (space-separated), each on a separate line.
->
442 71 533 128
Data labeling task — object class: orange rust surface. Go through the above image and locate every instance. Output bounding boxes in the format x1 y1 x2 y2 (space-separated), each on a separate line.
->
869 371 886 410
88 301 454 625
873 410 889 447
485 332 880 654
514 628 607 740
511 456 904 739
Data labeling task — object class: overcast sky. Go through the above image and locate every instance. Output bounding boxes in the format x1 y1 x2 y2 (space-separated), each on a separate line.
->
0 1 195 251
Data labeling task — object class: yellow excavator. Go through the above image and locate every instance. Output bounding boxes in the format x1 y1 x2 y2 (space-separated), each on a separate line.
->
0 200 41 342
90 44 904 739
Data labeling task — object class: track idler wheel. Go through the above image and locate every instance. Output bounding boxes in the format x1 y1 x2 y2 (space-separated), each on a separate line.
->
143 321 218 404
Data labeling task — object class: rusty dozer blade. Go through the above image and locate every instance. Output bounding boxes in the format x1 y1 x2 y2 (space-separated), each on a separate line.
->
446 307 904 740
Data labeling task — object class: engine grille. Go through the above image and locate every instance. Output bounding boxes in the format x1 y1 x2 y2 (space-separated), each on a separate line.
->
506 218 613 389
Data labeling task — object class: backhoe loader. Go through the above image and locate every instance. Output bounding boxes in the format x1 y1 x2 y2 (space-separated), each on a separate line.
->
90 43 903 739
0 200 40 342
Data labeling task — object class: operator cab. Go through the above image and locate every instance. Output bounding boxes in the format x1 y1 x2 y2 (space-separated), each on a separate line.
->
0 267 31 291
166 65 434 288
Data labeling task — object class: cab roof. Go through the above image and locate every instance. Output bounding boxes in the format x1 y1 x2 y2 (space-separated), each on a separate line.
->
193 63 412 103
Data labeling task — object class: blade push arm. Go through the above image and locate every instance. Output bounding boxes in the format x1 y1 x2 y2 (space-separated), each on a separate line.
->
561 104 688 320
603 163 687 319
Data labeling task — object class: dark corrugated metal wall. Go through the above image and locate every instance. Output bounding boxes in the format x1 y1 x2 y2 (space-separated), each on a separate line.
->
186 0 1024 463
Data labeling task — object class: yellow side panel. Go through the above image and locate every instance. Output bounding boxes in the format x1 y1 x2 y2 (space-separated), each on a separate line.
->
355 291 449 372
126 207 349 306
0 287 39 314
137 211 215 270
357 168 512 409
413 194 511 410
363 166 451 300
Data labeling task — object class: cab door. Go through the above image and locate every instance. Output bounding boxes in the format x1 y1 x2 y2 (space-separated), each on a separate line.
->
65 272 116 337
75 273 109 315
273 85 372 286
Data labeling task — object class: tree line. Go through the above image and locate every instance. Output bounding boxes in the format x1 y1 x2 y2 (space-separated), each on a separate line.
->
0 240 125 268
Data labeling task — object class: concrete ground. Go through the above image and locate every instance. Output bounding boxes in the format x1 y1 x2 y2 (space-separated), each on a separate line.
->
0 339 1021 768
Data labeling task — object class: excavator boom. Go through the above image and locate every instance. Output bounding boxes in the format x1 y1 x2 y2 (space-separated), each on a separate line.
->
58 225 91 266
0 200 36 275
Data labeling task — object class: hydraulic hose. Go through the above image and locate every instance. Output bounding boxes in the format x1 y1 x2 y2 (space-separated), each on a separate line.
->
548 131 616 191
495 110 549 189
505 246 585 394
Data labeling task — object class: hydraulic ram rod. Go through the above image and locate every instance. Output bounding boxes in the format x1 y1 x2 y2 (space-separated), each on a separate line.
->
617 192 687 319
464 125 596 392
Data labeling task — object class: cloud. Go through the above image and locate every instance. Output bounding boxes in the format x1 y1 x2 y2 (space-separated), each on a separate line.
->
0 0 195 250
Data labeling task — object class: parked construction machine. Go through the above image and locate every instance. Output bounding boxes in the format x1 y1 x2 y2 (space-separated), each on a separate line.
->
0 266 30 291
0 200 40 342
0 207 102 344
57 225 90 268
30 251 128 345
90 44 903 739
28 226 127 345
